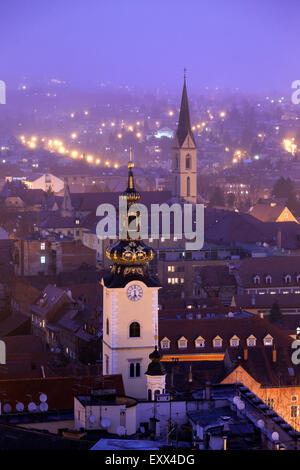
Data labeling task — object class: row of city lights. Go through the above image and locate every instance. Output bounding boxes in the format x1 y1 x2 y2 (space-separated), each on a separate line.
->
19 135 120 168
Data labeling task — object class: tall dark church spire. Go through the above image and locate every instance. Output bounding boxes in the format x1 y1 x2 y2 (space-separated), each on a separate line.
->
176 70 196 147
172 71 197 203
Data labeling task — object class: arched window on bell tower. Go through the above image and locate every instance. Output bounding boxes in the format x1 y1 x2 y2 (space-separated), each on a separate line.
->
187 176 191 197
129 322 140 338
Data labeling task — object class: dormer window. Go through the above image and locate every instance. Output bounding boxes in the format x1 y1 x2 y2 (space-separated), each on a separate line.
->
247 335 257 347
75 218 80 225
213 336 223 348
195 336 205 348
265 275 272 284
263 334 273 346
254 275 260 285
160 337 170 350
230 335 240 347
285 274 292 284
178 336 188 349
297 275 300 283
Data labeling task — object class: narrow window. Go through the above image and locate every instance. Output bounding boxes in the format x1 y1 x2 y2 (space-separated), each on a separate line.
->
187 176 191 197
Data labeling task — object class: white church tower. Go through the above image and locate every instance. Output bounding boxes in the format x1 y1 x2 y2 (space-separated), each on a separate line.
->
101 156 161 399
172 71 197 204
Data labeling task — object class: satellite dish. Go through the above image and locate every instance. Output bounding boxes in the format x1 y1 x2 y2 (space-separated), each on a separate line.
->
272 431 279 441
40 402 48 412
16 402 24 412
233 396 240 405
117 425 126 436
3 403 12 413
39 393 47 403
89 415 96 423
28 402 37 412
257 419 265 429
101 418 111 428
237 400 245 410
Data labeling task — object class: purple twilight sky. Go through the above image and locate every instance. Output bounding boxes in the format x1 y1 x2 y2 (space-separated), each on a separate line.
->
0 0 299 93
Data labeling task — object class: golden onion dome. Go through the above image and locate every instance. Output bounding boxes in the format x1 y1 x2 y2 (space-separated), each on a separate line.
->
106 240 154 265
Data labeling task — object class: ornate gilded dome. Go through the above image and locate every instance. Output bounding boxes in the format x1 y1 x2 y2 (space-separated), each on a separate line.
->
106 240 154 265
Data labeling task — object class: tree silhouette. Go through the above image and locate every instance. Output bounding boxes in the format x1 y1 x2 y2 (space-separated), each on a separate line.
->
269 300 282 323
272 177 294 198
208 187 225 207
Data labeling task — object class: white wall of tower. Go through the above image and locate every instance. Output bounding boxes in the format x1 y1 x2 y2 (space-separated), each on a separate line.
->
102 280 160 399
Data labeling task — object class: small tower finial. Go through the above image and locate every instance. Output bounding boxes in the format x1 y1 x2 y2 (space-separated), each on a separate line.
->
184 67 187 81
128 146 134 169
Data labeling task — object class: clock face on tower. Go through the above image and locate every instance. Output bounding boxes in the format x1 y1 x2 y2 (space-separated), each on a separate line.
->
127 285 143 302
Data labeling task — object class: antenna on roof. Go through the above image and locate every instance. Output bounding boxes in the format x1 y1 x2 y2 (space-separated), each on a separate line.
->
39 393 47 403
28 402 37 412
40 402 48 412
3 403 12 413
16 402 24 412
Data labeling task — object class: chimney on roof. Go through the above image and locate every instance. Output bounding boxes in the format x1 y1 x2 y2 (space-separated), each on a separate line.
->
272 345 277 363
244 348 248 361
205 381 211 400
277 229 282 250
188 365 192 383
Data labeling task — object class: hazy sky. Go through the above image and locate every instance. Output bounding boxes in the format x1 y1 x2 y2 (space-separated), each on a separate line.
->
0 0 299 93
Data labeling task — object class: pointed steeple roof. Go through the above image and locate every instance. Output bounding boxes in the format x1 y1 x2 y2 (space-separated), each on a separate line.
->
104 147 160 288
122 147 140 204
176 71 196 147
62 182 74 213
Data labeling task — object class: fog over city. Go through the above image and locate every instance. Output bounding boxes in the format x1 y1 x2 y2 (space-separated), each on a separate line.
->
1 0 300 455
1 0 300 92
